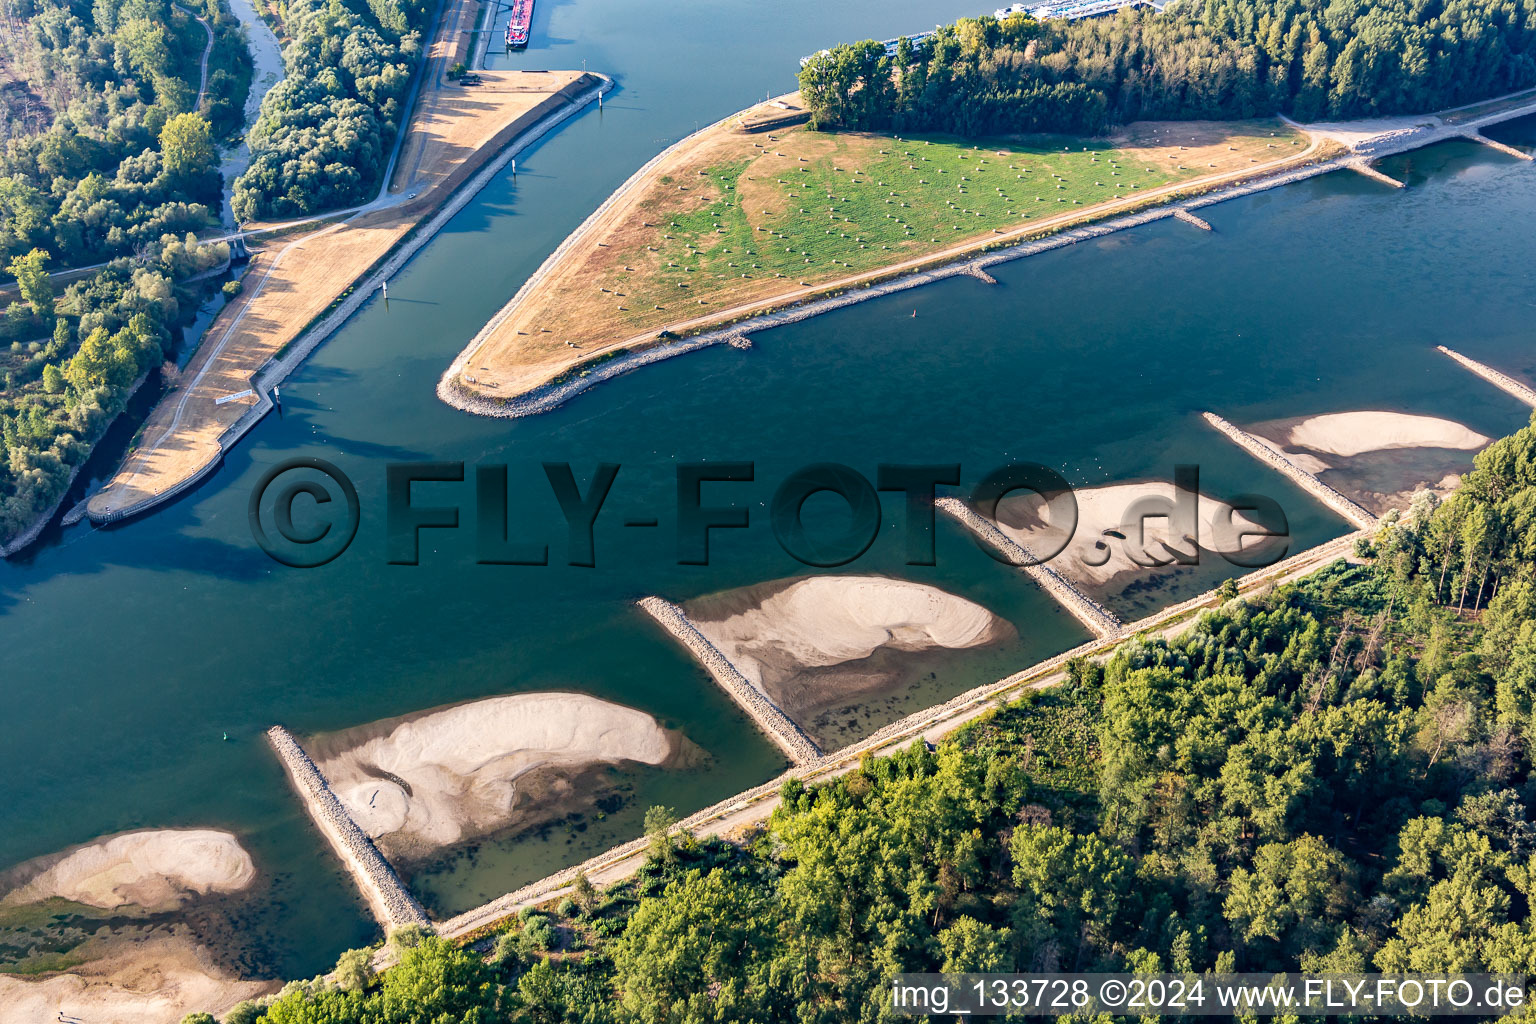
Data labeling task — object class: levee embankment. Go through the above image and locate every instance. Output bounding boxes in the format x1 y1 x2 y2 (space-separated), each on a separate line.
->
87 74 610 525
442 154 1348 420
1437 346 1536 408
934 497 1124 638
265 726 432 933
637 596 821 764
1202 412 1377 529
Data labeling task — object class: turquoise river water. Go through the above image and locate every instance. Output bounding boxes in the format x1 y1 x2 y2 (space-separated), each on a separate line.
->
3 0 1536 980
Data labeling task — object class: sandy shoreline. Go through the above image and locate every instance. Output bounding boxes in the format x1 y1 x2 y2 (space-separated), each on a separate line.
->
310 693 674 860
0 831 268 1024
0 927 273 1024
684 575 1014 720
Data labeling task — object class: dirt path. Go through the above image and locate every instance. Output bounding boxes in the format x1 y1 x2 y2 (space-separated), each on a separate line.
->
87 69 602 524
174 3 213 108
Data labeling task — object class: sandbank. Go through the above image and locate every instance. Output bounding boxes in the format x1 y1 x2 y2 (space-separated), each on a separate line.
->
1249 409 1492 514
1285 411 1489 458
311 693 674 859
685 575 1013 716
993 481 1270 590
3 830 255 914
0 927 272 1024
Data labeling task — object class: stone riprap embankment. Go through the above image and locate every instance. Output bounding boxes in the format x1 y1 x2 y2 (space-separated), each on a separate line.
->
264 726 432 933
934 497 1124 639
1202 412 1377 529
88 75 612 526
445 156 1350 420
437 521 1368 943
1347 158 1406 187
636 596 821 764
1462 132 1535 161
1437 346 1536 408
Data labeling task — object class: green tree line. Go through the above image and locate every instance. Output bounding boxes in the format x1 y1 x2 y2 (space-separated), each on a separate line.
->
199 414 1536 1021
0 0 246 547
228 0 426 221
799 0 1536 136
0 0 245 269
0 235 228 545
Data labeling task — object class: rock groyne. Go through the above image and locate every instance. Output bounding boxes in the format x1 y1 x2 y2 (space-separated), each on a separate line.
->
1173 208 1213 231
264 725 432 934
1437 345 1536 408
935 497 1124 639
1201 412 1377 529
636 596 821 764
1346 158 1406 188
443 155 1349 420
439 521 1367 942
1461 131 1533 161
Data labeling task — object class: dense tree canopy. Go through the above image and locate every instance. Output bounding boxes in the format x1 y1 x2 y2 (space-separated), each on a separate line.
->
229 0 425 221
800 0 1536 135
0 0 242 268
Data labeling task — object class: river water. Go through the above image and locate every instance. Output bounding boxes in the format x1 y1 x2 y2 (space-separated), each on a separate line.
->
3 0 1536 979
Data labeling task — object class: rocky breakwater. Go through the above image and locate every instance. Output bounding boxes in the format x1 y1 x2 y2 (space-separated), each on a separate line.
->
636 596 821 764
934 497 1124 638
264 726 431 934
1202 412 1377 529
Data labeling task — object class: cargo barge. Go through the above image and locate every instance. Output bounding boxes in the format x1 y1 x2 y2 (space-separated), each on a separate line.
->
505 0 533 48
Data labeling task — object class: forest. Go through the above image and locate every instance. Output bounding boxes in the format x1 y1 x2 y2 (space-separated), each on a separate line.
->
228 0 426 221
0 0 239 545
205 412 1536 1020
798 0 1536 135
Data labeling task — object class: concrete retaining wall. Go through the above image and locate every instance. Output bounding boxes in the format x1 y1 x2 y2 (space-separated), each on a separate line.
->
265 726 432 934
637 596 821 763
1437 345 1536 408
1202 412 1377 529
935 496 1124 638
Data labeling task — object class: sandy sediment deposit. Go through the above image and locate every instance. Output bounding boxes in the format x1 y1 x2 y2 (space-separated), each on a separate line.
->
310 694 674 860
1283 411 1488 459
1248 410 1490 515
991 482 1272 591
0 928 273 1024
1 830 255 914
683 576 1014 718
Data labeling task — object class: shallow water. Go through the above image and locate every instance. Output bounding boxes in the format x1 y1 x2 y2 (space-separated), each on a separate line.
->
3 0 1536 975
